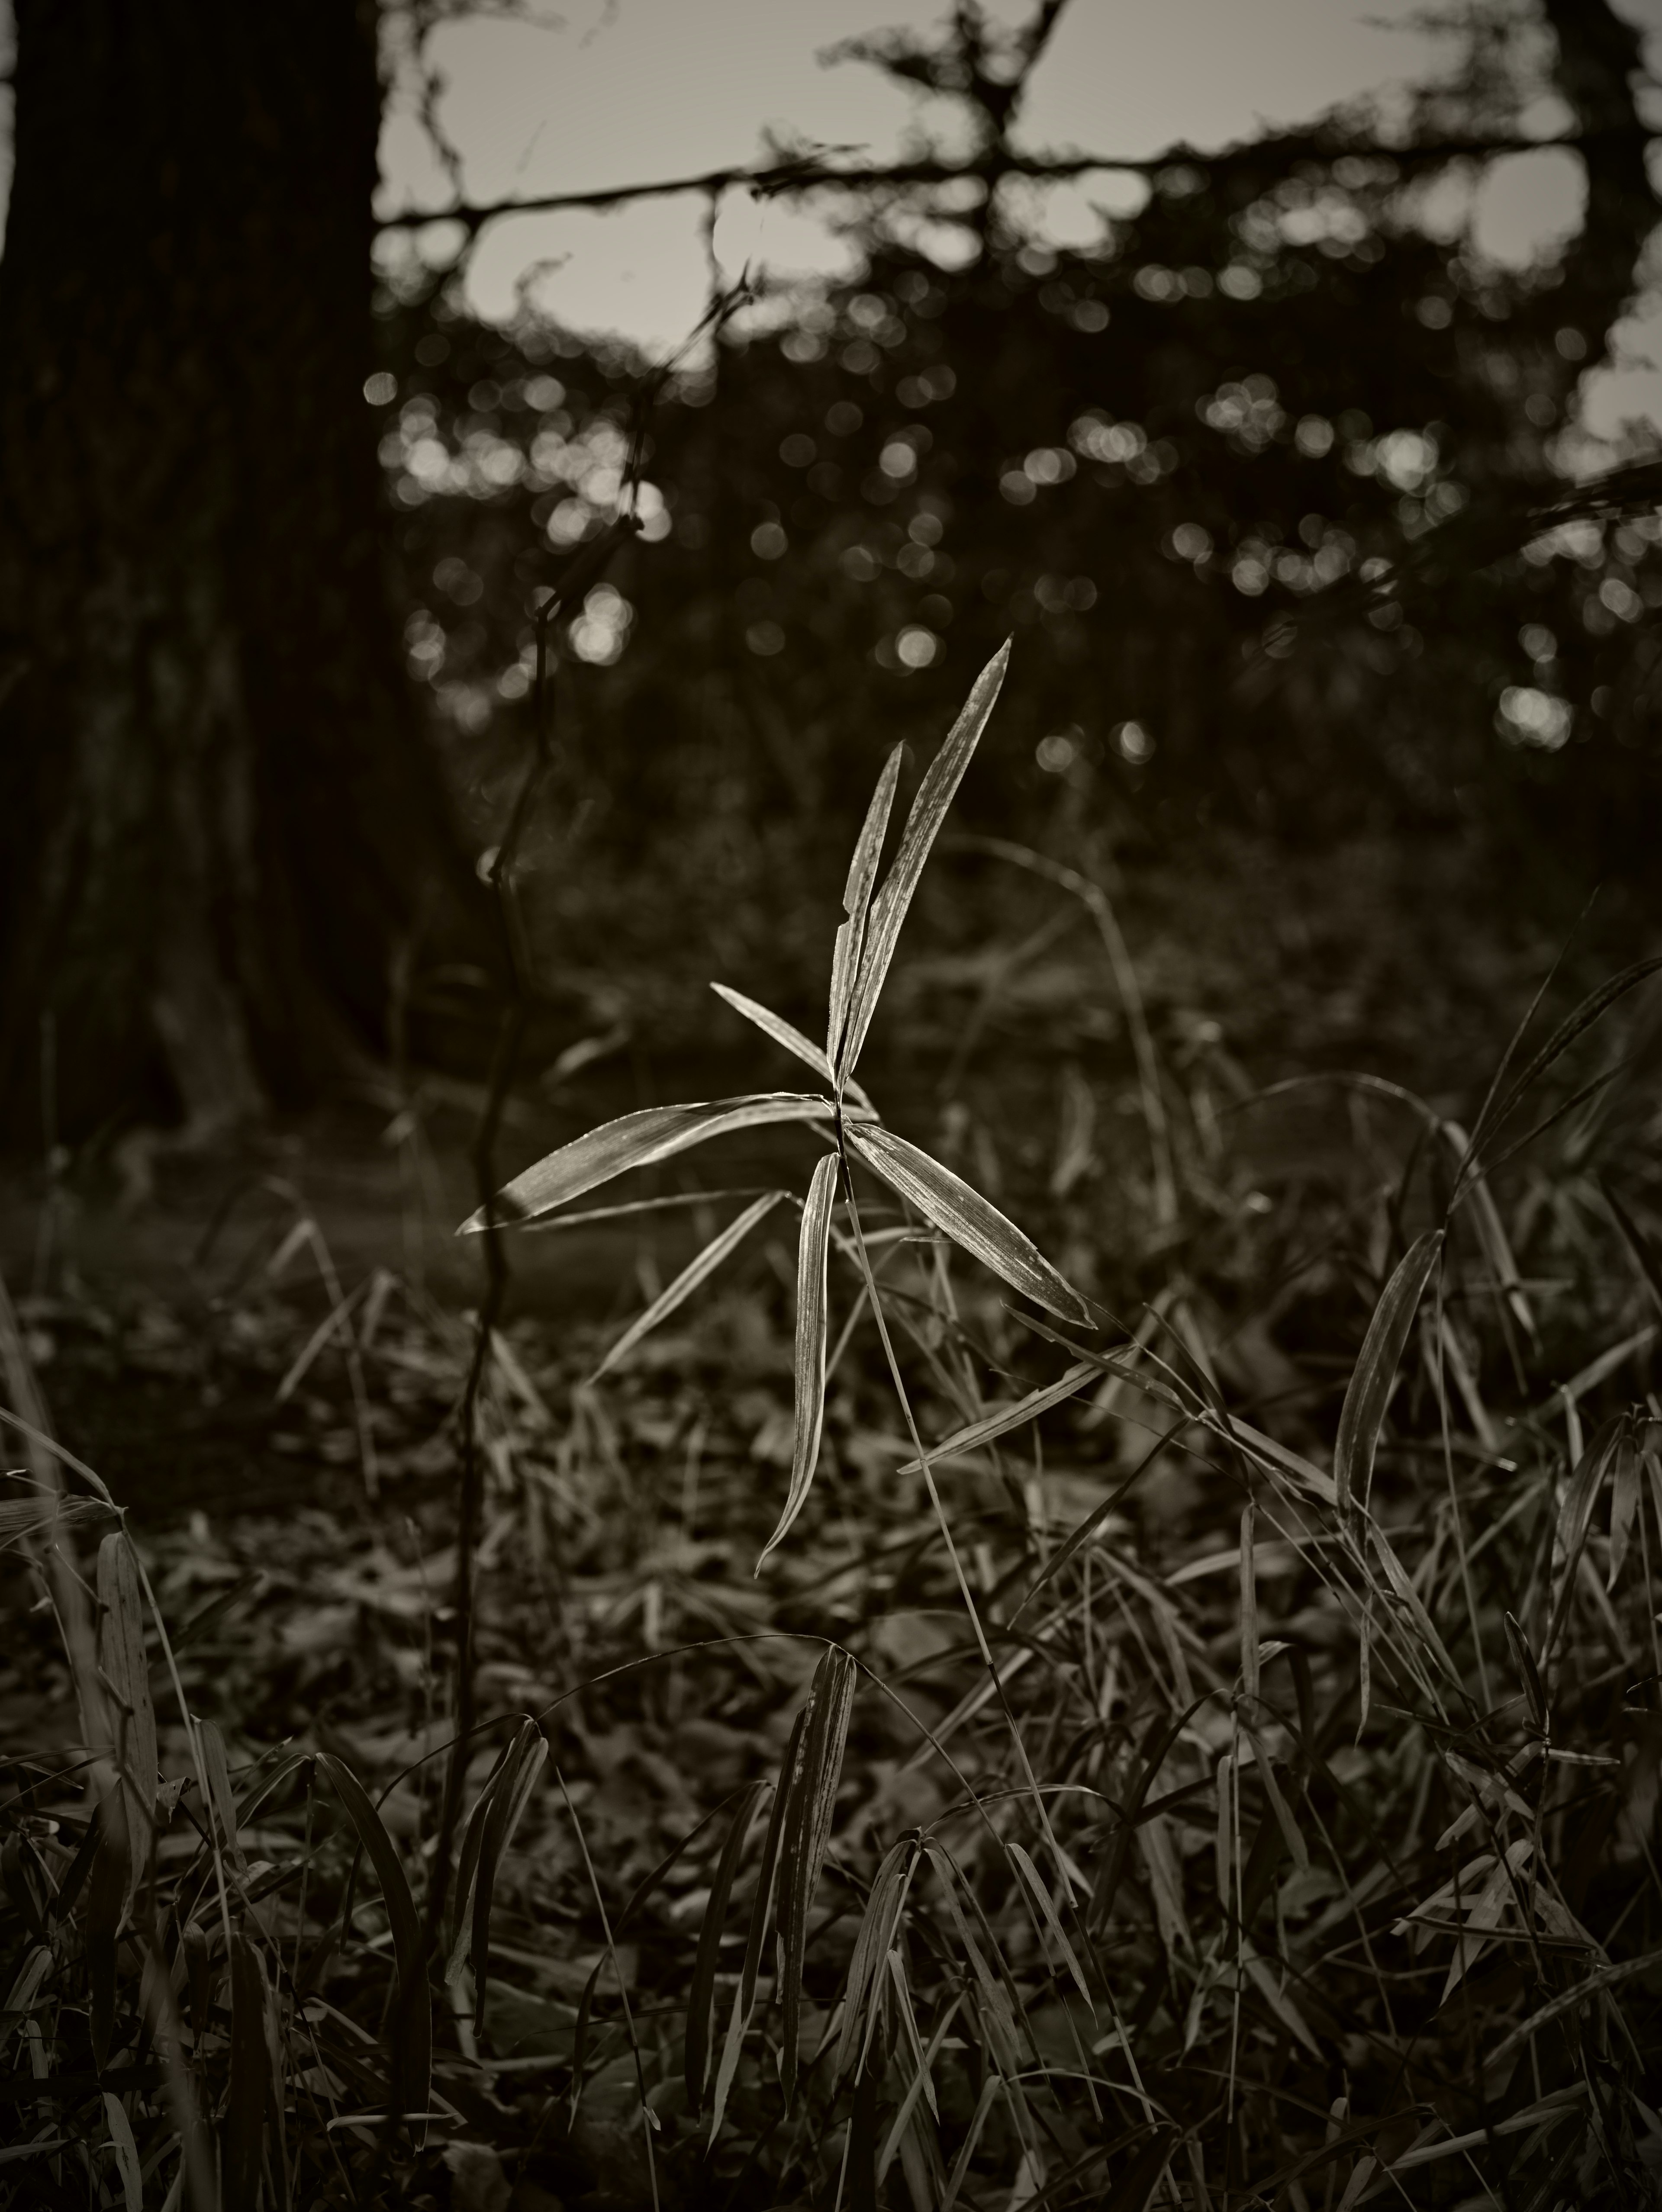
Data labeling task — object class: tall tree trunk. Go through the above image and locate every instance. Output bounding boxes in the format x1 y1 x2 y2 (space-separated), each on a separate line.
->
0 1 479 1144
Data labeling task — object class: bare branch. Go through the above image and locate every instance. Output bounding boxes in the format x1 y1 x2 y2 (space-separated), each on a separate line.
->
373 123 1651 240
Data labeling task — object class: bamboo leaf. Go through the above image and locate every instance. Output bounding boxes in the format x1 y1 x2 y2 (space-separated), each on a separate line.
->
845 1122 1090 1325
739 1711 800 2020
827 744 905 1068
470 1722 548 2032
1478 955 1662 1153
685 1781 767 2112
892 1361 1098 1476
834 1838 914 2080
224 1933 268 2212
316 1753 430 2126
1609 1430 1639 1589
591 1191 784 1381
757 1153 838 1569
97 1535 158 1855
713 983 835 1087
459 1093 837 1231
839 642 1011 1076
84 1772 128 2068
1504 1611 1547 1735
101 2092 143 2212
778 1646 857 2102
1008 1841 1091 2003
1333 1229 1443 1530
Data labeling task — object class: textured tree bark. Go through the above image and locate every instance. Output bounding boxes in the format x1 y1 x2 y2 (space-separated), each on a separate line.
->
0 2 477 1142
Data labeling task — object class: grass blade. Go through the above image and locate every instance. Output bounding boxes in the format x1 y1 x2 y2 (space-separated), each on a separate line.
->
1334 1229 1443 1532
713 983 836 1088
839 641 1011 1077
471 1721 548 2031
845 1122 1090 1325
777 1645 857 2101
757 1152 838 1569
685 1780 767 2111
317 1752 430 2126
224 1932 268 2212
84 1770 129 2068
97 1534 158 1858
1477 955 1662 1155
828 744 905 1069
835 1837 914 2080
459 1093 837 1230
892 1361 1099 1475
590 1191 784 1381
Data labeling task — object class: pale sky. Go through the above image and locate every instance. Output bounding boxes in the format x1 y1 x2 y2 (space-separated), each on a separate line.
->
0 0 1659 439
370 0 1662 446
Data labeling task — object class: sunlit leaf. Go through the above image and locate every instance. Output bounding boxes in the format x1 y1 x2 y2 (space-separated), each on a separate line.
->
839 641 1011 1076
827 744 904 1070
713 983 835 1087
1333 1228 1443 1531
757 1152 838 1568
844 1121 1090 1325
590 1191 784 1381
459 1093 835 1231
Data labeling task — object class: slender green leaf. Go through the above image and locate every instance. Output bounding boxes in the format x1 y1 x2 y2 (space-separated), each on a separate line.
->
1008 1841 1091 2003
0 1492 117 1549
778 1646 857 2101
828 744 905 1069
739 1710 801 2019
446 1736 515 1986
591 1191 784 1381
459 1093 836 1231
1504 1611 1547 1735
1103 2129 1178 2212
685 1781 767 2111
102 2092 143 2212
1333 1229 1443 1530
1601 1174 1662 1322
839 642 1011 1076
757 1152 838 1569
845 1121 1090 1325
834 1838 914 2080
224 1933 267 2212
97 1535 158 1853
1479 955 1662 1152
84 1772 128 2068
316 1752 430 2125
713 984 835 1086
893 1361 1098 1476
471 1722 548 2031
1609 1430 1639 1588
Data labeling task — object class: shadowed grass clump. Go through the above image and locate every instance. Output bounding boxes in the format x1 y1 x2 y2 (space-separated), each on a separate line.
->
3 651 1662 2211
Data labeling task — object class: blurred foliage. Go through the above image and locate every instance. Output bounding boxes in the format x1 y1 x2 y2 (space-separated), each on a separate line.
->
367 0 1661 1022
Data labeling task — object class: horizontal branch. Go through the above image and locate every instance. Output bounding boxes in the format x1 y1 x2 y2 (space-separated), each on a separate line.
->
374 123 1649 238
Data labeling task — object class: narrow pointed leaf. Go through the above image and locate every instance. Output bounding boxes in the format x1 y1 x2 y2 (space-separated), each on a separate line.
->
97 1535 158 1856
1008 1842 1091 2003
591 1192 783 1381
459 1093 835 1231
738 1712 800 2021
1333 1229 1443 1530
712 984 835 1087
778 1646 857 2102
445 1740 512 1985
845 1121 1089 1324
316 1753 430 2125
893 1361 1098 1476
685 1781 767 2111
1480 955 1662 1151
471 1722 548 2031
828 745 905 1066
835 1839 914 2080
757 1152 838 1568
839 642 1010 1076
224 1933 268 2212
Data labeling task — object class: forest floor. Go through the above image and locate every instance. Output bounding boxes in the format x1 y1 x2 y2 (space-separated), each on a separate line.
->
5 824 1660 2212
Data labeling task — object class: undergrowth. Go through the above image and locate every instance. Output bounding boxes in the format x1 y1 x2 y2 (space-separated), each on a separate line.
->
4 650 1662 2212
